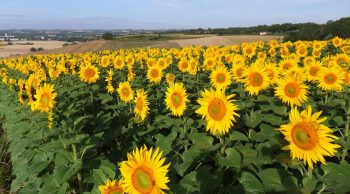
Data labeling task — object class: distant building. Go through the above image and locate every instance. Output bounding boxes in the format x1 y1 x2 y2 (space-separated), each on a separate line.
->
259 32 269 35
0 33 19 41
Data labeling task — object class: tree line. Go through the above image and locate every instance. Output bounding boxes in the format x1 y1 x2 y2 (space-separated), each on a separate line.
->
165 17 350 42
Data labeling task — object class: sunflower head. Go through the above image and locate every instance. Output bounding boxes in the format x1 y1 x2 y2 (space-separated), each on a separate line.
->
210 66 232 90
34 83 57 113
117 82 134 102
165 82 188 117
147 66 163 84
119 146 170 194
275 76 308 107
99 179 124 194
79 64 100 83
317 66 345 91
196 89 239 136
134 89 149 121
243 64 270 96
279 106 340 169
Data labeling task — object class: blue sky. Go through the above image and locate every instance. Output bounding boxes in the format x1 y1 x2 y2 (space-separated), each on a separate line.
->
0 0 349 29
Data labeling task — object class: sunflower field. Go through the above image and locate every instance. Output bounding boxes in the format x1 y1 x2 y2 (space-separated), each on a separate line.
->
0 37 350 194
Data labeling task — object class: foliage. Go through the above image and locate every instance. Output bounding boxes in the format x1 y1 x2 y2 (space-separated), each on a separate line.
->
102 32 114 40
0 37 349 194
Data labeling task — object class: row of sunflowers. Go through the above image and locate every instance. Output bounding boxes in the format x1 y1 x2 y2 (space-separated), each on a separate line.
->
0 37 349 193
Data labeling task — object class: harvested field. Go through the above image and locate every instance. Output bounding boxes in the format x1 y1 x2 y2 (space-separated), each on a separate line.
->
0 41 68 58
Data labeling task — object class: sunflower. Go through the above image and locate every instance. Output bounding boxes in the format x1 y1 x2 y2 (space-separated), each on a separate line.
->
278 106 340 169
99 179 124 194
203 57 216 70
147 66 163 84
165 82 188 117
242 44 256 58
210 66 232 90
264 63 279 85
332 36 342 47
178 58 189 73
304 61 323 82
196 89 239 136
34 83 57 112
334 54 349 67
275 76 308 107
243 64 270 96
105 69 114 94
127 68 134 82
119 146 170 194
188 58 198 75
231 63 247 83
79 64 100 83
165 73 175 85
114 56 125 70
279 59 297 72
101 55 111 68
134 89 149 121
317 66 344 91
117 82 134 102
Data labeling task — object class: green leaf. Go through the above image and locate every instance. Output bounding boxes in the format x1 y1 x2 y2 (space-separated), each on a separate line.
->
179 171 199 193
190 133 213 151
235 145 257 166
258 168 287 192
239 172 264 193
229 130 248 142
320 161 350 194
155 131 177 155
216 147 241 168
244 110 262 128
262 114 284 125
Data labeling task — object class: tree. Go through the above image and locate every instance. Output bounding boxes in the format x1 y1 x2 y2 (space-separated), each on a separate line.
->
30 47 37 52
102 32 114 40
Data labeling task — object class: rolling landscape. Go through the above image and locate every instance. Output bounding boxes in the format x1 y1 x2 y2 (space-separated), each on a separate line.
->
0 0 349 194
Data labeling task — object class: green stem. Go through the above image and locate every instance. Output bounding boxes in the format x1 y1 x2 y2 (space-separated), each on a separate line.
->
219 136 226 155
341 103 350 161
72 144 83 193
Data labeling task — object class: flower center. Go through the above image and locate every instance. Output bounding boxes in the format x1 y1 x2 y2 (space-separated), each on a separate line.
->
216 73 226 83
324 73 337 84
85 68 96 78
282 62 292 70
208 98 226 121
150 69 159 78
108 188 124 194
236 67 244 77
181 62 188 69
136 97 143 111
284 82 301 98
267 69 275 79
131 167 154 194
171 92 182 108
40 93 50 106
309 66 320 76
122 88 130 96
291 122 317 150
249 72 263 87
246 48 252 54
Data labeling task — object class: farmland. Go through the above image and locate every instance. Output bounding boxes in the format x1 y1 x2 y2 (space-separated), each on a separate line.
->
1 35 283 58
0 37 349 193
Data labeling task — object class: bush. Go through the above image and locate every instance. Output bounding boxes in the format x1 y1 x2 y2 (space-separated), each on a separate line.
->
37 47 44 51
30 47 37 52
102 32 114 40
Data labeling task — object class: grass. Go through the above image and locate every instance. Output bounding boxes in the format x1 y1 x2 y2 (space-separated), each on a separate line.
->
0 121 11 193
